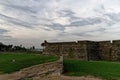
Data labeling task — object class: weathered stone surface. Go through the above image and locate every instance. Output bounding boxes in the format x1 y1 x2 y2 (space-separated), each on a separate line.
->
41 40 120 61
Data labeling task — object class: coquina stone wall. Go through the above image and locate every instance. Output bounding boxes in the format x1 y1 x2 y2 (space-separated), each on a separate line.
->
87 41 100 61
42 40 120 61
42 40 89 60
111 40 120 61
98 41 112 61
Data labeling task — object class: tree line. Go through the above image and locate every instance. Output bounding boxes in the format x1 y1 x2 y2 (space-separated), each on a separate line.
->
0 42 35 52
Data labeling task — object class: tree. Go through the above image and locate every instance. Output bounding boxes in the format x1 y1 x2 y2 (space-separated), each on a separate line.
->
30 46 35 50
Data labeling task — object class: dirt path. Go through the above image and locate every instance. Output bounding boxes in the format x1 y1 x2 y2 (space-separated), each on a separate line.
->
33 75 102 80
0 73 103 80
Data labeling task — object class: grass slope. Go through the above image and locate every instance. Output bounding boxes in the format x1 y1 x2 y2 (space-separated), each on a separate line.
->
0 53 58 74
64 59 120 80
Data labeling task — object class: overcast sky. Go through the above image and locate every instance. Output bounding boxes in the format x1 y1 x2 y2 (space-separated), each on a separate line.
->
0 0 120 48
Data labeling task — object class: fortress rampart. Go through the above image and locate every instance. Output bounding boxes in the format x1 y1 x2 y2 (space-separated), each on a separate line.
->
41 40 120 61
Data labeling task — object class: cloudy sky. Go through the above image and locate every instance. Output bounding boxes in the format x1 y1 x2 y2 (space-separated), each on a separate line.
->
0 0 120 48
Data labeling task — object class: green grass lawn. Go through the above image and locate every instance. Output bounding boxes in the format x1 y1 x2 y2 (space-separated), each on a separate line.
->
64 59 120 80
0 53 58 74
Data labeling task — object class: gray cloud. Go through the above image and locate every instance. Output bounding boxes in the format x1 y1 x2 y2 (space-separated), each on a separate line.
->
45 9 106 30
69 17 102 26
4 4 37 14
0 29 11 40
45 23 65 30
105 13 120 22
58 9 106 27
59 10 78 19
0 13 36 28
71 28 106 37
0 29 8 34
58 9 80 21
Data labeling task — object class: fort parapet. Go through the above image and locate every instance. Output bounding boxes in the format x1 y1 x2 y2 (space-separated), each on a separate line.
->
41 40 120 61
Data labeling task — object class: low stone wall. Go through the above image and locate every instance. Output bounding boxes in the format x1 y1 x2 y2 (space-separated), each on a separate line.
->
0 56 63 80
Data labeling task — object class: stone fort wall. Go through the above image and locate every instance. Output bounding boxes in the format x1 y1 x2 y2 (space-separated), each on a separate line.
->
41 40 120 61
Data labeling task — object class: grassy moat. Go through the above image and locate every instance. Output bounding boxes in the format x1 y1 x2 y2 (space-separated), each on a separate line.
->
64 59 120 80
1 52 120 80
0 53 58 74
